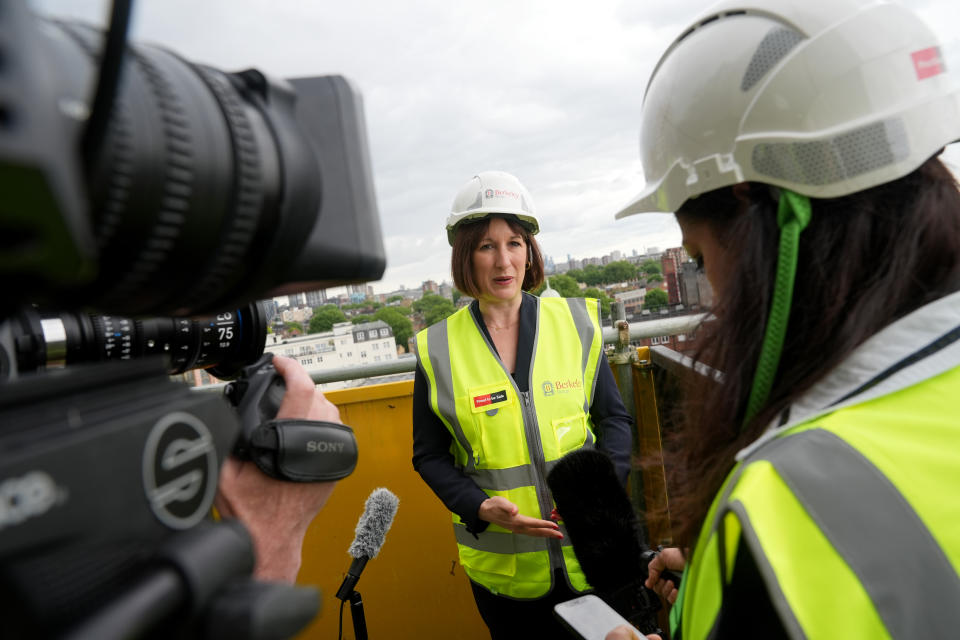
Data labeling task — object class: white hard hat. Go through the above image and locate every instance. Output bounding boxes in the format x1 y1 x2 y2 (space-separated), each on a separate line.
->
446 171 540 245
616 0 960 217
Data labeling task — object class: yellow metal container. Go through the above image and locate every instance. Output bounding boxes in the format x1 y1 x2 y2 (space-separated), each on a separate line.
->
295 380 487 639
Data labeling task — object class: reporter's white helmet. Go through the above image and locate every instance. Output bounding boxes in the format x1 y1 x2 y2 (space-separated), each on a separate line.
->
446 171 540 245
616 0 960 218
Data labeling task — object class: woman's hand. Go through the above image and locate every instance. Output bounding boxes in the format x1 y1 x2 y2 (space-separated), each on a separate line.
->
605 626 660 640
214 355 341 582
478 496 563 538
646 546 686 604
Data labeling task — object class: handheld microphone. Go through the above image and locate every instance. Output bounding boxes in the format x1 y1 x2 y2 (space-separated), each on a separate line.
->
335 488 399 601
547 449 675 636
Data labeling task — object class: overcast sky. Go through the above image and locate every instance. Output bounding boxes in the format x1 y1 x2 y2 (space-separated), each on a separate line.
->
31 0 960 295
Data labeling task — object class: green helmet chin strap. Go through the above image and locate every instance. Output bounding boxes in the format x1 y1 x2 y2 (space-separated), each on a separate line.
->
742 188 812 430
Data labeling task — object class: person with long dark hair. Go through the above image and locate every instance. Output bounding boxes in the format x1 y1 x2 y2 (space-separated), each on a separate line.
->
412 171 633 638
607 0 960 638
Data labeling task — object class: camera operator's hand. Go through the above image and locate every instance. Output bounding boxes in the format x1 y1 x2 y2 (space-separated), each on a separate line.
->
215 355 341 582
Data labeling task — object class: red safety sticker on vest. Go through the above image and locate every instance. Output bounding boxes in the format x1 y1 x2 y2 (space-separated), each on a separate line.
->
473 390 508 408
912 47 944 80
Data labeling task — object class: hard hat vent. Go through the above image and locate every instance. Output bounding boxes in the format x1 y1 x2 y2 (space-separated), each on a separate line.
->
741 27 805 92
752 118 910 186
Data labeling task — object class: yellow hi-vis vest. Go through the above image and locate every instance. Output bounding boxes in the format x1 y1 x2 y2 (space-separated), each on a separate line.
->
674 363 960 639
415 296 604 599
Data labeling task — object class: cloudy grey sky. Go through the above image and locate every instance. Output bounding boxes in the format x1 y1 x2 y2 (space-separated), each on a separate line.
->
31 0 960 294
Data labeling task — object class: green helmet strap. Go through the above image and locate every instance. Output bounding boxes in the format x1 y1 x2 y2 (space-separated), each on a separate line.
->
742 189 812 429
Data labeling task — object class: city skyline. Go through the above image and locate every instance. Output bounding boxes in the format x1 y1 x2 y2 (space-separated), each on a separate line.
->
292 240 677 303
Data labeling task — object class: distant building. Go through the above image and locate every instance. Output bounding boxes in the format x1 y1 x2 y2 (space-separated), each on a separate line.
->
422 280 440 294
304 289 327 307
287 292 305 308
439 281 454 300
614 289 646 316
259 299 279 322
264 320 397 390
282 307 313 324
384 287 424 302
662 247 688 306
680 261 714 309
346 283 373 302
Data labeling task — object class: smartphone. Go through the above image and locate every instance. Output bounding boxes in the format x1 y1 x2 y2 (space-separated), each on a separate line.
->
554 594 639 640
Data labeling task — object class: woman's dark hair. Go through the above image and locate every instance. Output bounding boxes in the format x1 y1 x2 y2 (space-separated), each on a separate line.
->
664 156 960 549
450 214 544 298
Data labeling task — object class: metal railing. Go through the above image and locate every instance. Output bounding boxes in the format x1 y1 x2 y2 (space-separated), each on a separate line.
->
307 312 707 385
193 310 707 391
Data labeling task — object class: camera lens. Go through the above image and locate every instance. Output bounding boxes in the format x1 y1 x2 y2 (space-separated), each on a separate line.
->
4 301 269 380
34 20 322 316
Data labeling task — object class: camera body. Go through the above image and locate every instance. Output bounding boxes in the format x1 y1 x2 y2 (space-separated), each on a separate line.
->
0 0 384 636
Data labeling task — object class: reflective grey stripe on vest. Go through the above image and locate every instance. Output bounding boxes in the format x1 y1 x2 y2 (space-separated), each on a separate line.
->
566 297 598 410
747 428 960 639
471 464 535 492
469 455 594 492
426 321 476 472
454 523 573 553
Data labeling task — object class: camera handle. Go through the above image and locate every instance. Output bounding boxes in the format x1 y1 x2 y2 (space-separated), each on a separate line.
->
63 520 319 640
224 353 358 482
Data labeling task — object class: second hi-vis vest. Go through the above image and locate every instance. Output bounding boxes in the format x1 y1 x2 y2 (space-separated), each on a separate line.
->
415 296 604 599
673 363 960 639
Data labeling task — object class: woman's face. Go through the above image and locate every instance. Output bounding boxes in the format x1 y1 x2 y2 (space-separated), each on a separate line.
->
470 217 527 304
675 212 734 302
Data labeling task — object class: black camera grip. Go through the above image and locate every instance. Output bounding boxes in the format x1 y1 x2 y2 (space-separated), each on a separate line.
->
223 353 358 482
225 353 286 452
250 419 358 482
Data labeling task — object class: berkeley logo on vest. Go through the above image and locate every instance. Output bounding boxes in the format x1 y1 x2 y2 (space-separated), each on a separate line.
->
542 378 583 397
473 389 508 409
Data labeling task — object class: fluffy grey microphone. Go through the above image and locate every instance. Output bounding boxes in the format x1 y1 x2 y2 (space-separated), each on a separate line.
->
336 488 399 600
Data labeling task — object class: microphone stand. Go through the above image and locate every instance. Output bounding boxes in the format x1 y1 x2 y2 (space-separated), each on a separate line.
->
348 591 368 640
336 557 369 639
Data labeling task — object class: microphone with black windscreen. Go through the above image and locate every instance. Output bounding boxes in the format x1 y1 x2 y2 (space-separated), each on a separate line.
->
547 448 679 637
335 488 399 640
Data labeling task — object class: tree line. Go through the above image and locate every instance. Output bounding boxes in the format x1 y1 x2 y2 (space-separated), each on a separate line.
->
277 258 669 346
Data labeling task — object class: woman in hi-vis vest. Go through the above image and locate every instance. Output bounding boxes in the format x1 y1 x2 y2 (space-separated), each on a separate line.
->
412 170 633 638
607 0 960 639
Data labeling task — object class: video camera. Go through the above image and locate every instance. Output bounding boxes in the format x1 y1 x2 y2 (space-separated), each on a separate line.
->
0 0 384 637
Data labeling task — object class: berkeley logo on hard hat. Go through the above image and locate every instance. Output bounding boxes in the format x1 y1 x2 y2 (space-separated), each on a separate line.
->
484 188 521 201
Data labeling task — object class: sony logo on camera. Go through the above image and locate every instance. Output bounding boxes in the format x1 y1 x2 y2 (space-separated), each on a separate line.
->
306 440 346 453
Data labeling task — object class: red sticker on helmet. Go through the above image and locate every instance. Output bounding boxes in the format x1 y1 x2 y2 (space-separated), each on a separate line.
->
912 47 944 80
